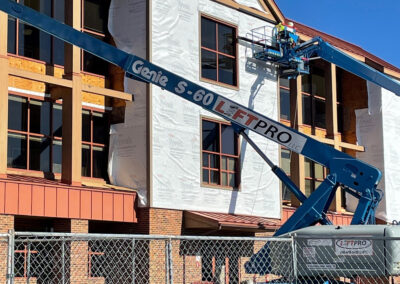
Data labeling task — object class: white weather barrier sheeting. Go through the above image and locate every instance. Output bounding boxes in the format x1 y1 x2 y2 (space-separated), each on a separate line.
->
108 0 281 218
108 0 148 206
149 0 280 218
353 82 400 222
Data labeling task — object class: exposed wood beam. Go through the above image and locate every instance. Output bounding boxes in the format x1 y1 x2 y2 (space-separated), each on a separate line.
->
8 67 132 101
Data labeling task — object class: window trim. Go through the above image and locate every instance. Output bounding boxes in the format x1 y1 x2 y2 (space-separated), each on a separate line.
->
200 116 241 190
199 14 239 90
304 158 326 196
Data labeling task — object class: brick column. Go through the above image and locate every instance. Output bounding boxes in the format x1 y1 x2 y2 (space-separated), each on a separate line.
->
144 208 184 284
70 219 89 284
0 215 14 283
0 11 9 177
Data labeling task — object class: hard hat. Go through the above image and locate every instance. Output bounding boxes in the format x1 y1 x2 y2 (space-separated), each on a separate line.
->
287 21 294 27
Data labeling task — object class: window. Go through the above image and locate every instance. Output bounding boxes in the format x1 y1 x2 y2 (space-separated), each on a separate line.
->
280 148 291 203
7 93 110 179
301 67 326 129
279 77 290 121
7 0 65 66
81 0 111 76
304 158 325 196
200 16 237 86
7 94 63 173
202 118 240 188
81 109 109 179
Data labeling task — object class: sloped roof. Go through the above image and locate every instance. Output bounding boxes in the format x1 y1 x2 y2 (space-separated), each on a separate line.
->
186 210 280 230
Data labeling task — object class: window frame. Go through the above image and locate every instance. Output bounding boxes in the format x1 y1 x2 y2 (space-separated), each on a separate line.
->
81 106 110 180
7 0 65 67
201 116 241 190
7 92 110 180
304 158 326 196
200 14 239 89
7 91 63 174
279 77 290 122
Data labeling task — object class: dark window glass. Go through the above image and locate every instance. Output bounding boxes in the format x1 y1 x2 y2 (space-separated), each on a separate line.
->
337 104 343 133
201 18 216 50
218 55 236 86
202 169 209 183
82 110 91 142
280 77 289 89
201 50 217 81
7 16 16 54
53 140 62 173
30 100 51 135
202 120 219 152
82 33 108 75
7 133 27 169
84 0 110 33
29 137 50 172
281 148 290 175
201 16 237 86
93 146 107 178
314 98 326 128
311 68 325 98
301 75 311 93
93 112 108 144
209 154 219 169
82 145 91 177
218 24 235 55
53 103 62 137
221 125 237 155
280 88 290 120
302 95 312 125
83 50 108 76
202 119 239 188
210 170 219 184
18 22 52 63
8 96 28 131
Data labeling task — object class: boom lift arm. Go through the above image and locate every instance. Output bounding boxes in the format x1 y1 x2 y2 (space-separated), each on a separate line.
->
0 0 385 236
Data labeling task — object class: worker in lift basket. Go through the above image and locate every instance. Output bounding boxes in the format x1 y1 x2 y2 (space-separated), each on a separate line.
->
275 21 298 48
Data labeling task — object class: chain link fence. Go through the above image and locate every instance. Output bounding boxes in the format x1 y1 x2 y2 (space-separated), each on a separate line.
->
0 231 400 283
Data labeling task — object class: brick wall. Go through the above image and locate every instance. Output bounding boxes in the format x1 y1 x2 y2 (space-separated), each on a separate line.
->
0 215 14 283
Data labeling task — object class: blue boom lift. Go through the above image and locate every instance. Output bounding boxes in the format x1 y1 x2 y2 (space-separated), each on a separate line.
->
1 1 400 281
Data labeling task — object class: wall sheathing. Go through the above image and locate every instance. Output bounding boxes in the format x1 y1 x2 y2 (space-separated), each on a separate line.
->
353 82 400 222
109 0 281 218
108 0 149 205
151 0 279 218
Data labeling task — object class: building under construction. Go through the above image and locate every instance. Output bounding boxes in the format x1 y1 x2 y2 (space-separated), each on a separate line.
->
0 0 400 283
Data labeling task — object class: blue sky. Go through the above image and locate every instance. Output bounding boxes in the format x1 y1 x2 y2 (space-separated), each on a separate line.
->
274 0 400 69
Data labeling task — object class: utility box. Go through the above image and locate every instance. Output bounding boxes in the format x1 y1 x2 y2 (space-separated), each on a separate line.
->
269 225 400 278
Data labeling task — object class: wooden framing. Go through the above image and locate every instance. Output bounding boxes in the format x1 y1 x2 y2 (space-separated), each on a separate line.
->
0 12 9 177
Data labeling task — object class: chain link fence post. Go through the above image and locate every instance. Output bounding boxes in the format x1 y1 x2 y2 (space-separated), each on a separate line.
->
26 242 31 284
131 238 135 284
165 239 173 284
61 237 66 284
291 234 298 284
6 229 14 284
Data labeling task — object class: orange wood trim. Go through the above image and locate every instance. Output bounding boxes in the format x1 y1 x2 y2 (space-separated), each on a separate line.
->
0 180 137 222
